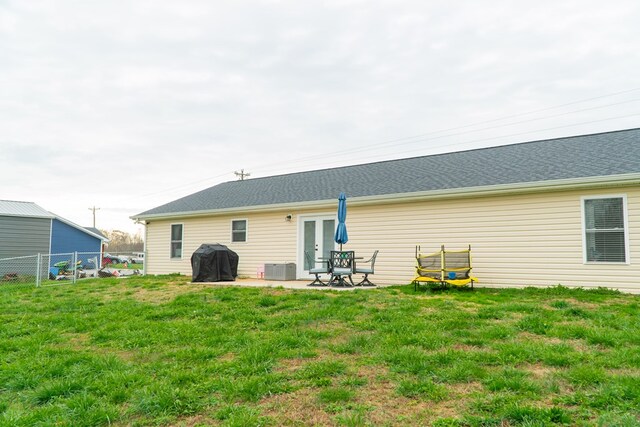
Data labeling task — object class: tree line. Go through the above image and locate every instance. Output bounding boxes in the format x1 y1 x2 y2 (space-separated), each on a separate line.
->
101 230 144 253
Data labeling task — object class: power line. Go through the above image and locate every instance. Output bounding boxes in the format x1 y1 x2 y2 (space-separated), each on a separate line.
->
130 86 640 200
136 171 232 199
304 112 640 170
250 97 640 175
253 87 640 171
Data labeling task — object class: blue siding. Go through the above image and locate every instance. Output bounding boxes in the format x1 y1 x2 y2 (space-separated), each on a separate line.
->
50 220 102 266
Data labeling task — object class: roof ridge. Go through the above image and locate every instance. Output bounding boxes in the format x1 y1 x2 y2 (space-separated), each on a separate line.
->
221 126 640 184
0 199 38 204
133 127 640 218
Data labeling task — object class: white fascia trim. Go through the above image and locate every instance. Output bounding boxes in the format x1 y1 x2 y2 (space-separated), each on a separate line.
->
0 212 55 219
353 173 640 206
132 199 335 221
132 173 640 221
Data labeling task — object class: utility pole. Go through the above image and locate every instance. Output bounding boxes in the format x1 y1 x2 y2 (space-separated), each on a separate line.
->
88 206 100 228
234 169 251 180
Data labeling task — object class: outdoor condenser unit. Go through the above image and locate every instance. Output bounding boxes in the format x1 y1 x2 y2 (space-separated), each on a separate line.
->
264 263 296 281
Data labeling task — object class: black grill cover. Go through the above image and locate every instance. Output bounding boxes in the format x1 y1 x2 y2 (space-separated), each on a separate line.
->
191 244 239 282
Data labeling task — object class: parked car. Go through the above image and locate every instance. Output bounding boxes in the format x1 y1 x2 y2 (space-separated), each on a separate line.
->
130 252 144 264
103 253 129 265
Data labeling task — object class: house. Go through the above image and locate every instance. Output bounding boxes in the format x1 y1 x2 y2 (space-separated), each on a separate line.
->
0 200 109 266
132 128 640 292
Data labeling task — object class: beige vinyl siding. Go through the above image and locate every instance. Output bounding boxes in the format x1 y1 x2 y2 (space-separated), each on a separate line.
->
146 211 301 277
144 186 640 291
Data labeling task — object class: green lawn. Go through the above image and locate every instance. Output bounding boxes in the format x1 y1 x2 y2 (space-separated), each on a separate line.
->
1 276 639 426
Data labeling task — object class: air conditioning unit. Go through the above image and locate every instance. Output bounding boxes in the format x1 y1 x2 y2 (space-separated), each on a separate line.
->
264 263 296 281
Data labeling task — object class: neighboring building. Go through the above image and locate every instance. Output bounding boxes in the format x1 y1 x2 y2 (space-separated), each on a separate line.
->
50 217 108 265
132 128 640 292
0 200 53 259
0 200 109 263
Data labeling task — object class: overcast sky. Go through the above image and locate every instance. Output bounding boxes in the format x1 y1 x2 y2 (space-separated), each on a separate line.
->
1 0 639 234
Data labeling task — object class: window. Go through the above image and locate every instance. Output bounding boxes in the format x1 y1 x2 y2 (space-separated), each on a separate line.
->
582 196 628 263
231 220 247 242
171 224 183 258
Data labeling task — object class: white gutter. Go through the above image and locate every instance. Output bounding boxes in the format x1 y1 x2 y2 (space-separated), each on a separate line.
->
131 172 640 222
0 212 54 219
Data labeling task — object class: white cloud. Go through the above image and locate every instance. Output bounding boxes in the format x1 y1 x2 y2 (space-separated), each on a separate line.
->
1 0 639 232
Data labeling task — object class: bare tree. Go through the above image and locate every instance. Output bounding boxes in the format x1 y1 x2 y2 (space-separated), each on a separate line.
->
101 230 144 253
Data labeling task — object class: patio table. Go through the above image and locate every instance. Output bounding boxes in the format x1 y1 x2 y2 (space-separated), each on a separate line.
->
320 254 364 287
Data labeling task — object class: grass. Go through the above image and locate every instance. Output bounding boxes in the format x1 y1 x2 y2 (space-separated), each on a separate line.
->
108 262 143 270
0 277 639 426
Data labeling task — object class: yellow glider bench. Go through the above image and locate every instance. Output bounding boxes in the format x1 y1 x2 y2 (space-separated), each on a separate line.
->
413 245 477 290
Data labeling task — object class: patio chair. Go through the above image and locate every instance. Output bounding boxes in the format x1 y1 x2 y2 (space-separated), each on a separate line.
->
413 245 477 290
305 251 329 286
329 251 355 287
355 250 378 286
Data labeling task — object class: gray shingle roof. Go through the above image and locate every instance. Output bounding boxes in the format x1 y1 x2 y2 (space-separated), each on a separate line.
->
135 128 640 218
84 227 107 239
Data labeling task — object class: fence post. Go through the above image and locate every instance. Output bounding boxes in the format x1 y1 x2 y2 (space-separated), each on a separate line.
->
72 252 78 284
36 253 42 287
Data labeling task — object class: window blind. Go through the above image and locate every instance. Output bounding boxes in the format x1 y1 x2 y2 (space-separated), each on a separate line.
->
584 198 626 262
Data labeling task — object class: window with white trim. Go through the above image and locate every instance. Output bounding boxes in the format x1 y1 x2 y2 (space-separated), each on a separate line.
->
583 196 627 263
231 220 247 242
170 224 183 258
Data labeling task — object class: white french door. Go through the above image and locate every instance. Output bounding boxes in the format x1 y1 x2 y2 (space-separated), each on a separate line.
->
297 215 336 278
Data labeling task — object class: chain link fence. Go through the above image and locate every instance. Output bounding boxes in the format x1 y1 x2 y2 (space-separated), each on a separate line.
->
0 252 144 289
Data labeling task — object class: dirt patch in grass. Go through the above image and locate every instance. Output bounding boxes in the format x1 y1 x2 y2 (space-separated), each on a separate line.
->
324 331 357 348
59 332 138 362
546 298 603 310
275 357 312 374
171 414 219 426
606 368 640 377
275 349 352 375
355 365 471 425
128 288 186 303
522 363 556 379
452 343 484 352
449 381 483 395
356 367 430 423
418 306 441 315
165 278 193 286
260 288 299 297
63 332 91 350
100 283 201 304
457 302 483 312
512 332 597 356
259 387 335 426
516 332 565 343
217 352 236 363
313 321 350 340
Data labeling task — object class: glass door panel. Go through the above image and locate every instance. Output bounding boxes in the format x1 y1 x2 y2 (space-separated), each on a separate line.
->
322 219 335 260
303 221 316 270
298 215 336 278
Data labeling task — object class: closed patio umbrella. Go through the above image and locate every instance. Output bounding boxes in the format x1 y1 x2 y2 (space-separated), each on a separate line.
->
334 192 348 250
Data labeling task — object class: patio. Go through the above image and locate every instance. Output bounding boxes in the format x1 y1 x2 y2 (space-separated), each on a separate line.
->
190 277 376 290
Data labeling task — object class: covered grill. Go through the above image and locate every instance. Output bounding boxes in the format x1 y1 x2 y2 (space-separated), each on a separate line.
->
191 243 239 282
